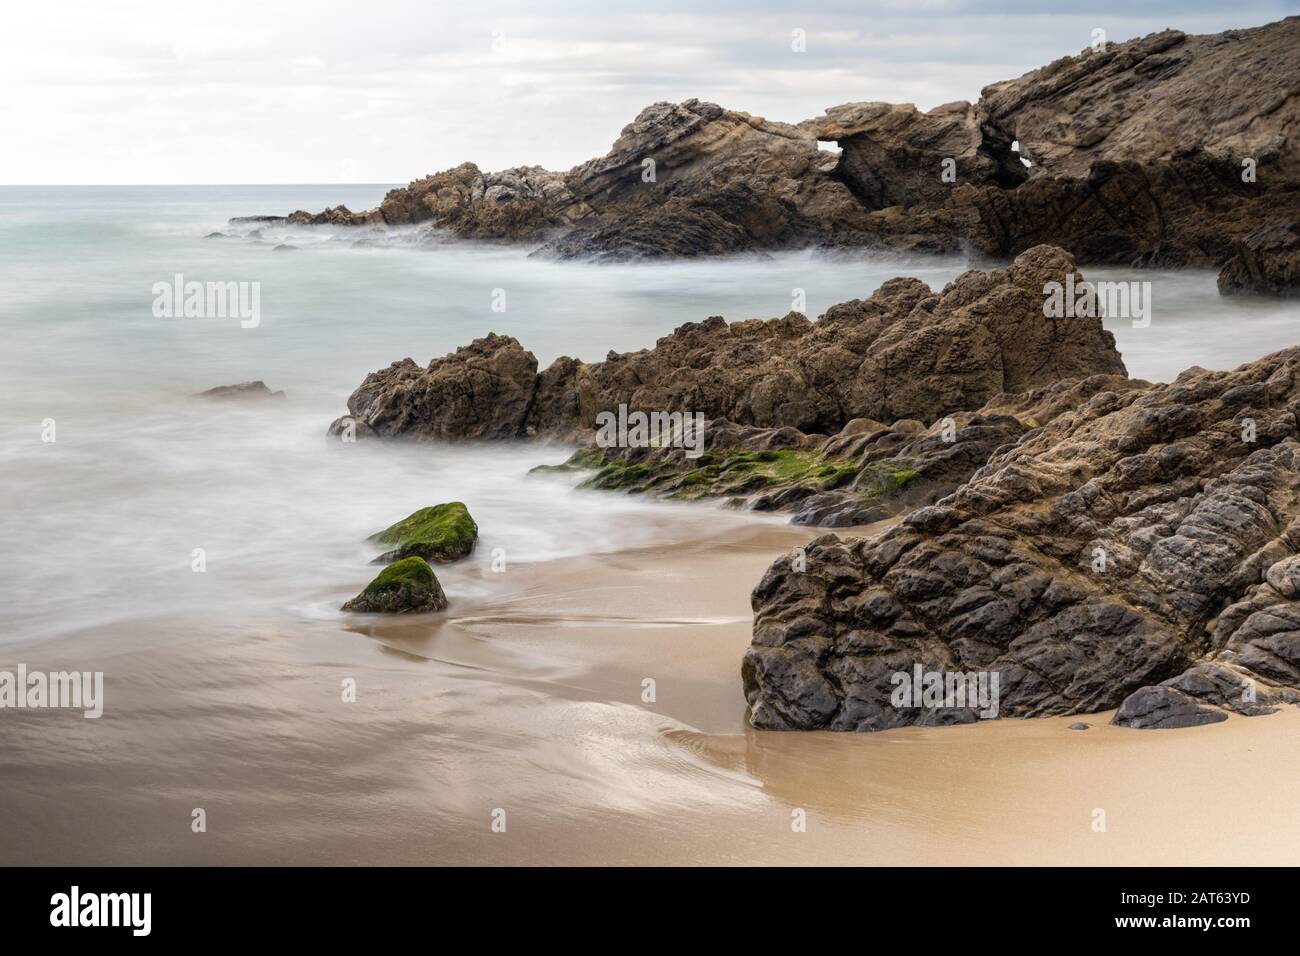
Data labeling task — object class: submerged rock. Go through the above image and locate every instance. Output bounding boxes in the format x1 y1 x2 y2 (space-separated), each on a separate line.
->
341 557 448 613
743 347 1300 731
193 381 286 401
368 502 478 564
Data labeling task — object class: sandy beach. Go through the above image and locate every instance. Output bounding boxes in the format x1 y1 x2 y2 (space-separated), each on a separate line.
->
3 512 1297 866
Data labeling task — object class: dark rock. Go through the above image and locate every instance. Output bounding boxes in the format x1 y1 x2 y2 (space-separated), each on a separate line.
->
341 557 448 614
1111 687 1229 729
193 381 286 401
1218 221 1300 296
744 347 1300 730
333 334 538 441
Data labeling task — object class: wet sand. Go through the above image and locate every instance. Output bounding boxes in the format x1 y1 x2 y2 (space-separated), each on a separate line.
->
2 515 1298 866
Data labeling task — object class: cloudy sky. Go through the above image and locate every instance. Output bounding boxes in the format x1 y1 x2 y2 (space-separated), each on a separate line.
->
1 0 1294 183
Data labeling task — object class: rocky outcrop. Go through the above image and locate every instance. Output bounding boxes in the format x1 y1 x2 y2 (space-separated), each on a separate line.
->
272 18 1300 291
291 99 871 258
976 22 1299 179
743 347 1300 731
332 246 1125 443
341 557 449 613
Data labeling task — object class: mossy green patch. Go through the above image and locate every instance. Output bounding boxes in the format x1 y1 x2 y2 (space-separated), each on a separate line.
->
529 447 607 475
370 501 478 563
362 556 435 594
579 461 654 491
858 462 920 497
532 444 861 503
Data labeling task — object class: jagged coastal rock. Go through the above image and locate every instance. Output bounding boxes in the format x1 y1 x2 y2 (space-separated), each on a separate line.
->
276 18 1300 294
330 246 1124 446
742 349 1300 731
341 557 449 613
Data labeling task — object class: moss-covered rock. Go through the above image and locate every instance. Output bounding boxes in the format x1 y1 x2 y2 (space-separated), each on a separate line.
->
531 411 1034 527
369 502 478 564
341 557 448 613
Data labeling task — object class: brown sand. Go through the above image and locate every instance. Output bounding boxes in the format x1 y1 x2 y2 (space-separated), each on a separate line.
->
2 516 1298 865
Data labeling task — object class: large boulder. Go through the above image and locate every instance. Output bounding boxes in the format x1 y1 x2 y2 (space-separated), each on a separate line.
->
329 333 538 441
743 347 1300 730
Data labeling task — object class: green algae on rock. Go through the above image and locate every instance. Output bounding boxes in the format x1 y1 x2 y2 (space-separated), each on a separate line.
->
341 557 448 613
369 502 478 564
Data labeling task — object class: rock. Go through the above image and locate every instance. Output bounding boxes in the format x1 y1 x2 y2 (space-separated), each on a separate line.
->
272 243 298 252
335 247 1125 443
364 162 572 240
341 557 448 614
227 216 287 225
977 21 1299 179
331 334 538 441
286 204 375 227
1068 722 1090 730
193 381 286 401
535 408 1035 529
289 99 871 259
1218 221 1300 296
260 18 1300 280
945 149 1291 267
743 346 1300 731
368 502 478 564
802 100 1025 210
1111 687 1229 729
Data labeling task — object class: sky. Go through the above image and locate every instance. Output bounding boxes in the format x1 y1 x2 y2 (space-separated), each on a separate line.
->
1 0 1295 184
